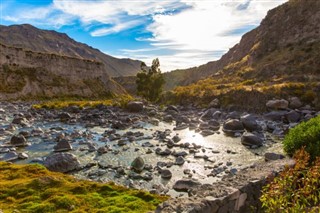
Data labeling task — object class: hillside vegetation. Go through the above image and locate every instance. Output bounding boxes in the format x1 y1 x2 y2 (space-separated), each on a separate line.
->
162 0 320 109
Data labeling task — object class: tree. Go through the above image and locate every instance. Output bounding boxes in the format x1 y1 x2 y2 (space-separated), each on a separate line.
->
136 58 165 102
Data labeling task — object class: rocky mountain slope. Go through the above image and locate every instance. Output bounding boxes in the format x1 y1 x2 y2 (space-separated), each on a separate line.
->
0 24 141 77
164 0 320 91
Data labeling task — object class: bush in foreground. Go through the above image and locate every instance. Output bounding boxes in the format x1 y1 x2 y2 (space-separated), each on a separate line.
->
0 162 167 213
283 115 320 162
260 148 320 212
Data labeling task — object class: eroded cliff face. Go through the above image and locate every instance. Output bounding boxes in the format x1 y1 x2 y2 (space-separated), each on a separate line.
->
0 43 125 100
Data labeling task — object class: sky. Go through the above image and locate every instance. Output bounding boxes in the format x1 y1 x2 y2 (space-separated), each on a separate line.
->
0 0 287 72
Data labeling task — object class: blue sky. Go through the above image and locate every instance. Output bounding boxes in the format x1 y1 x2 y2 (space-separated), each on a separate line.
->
0 0 287 71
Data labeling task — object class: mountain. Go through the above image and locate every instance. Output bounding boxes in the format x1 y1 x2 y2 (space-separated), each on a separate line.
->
0 24 141 77
164 0 320 90
163 0 320 109
0 24 142 100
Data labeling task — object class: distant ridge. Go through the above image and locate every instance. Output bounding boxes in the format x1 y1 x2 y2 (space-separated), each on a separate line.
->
0 24 141 77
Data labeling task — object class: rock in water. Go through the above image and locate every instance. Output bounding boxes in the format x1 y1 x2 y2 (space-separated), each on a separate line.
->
44 153 80 173
127 101 144 112
240 114 261 132
10 135 28 147
54 140 72 152
241 133 263 148
131 156 145 173
1 151 18 161
222 119 245 134
161 169 172 179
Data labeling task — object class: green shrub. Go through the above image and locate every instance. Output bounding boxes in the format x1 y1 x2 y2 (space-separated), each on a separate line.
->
283 115 320 162
260 148 320 212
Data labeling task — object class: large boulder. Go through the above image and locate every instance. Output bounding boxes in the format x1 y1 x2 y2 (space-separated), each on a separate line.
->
127 101 144 112
266 99 289 110
285 110 301 123
289 97 303 109
10 135 28 147
173 179 202 192
240 114 262 132
131 156 145 173
222 119 245 134
44 153 80 173
241 133 263 148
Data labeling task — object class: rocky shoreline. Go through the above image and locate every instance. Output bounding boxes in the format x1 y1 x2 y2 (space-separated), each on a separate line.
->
0 97 319 212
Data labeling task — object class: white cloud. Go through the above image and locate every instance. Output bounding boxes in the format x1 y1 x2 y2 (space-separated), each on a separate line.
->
91 19 144 36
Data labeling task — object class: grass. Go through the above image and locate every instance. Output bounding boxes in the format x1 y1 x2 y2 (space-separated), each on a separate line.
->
0 162 168 213
32 95 134 109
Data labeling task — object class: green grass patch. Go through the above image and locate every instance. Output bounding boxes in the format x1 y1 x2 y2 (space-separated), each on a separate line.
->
0 162 168 213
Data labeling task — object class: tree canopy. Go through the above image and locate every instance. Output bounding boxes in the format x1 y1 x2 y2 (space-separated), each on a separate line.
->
136 58 165 102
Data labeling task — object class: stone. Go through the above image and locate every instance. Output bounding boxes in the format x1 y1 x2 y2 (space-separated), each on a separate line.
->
266 99 289 110
58 112 72 121
161 169 172 179
289 97 303 109
264 111 287 121
241 133 263 147
10 135 28 147
285 110 301 123
208 98 220 108
265 153 285 161
163 115 174 122
235 193 247 211
165 105 179 113
11 117 28 125
131 156 145 173
201 130 215 136
54 140 72 152
172 135 181 143
97 146 108 154
44 153 80 173
18 152 29 159
127 101 144 112
240 114 262 132
200 109 215 120
222 119 245 134
173 179 202 192
175 156 185 165
1 151 18 161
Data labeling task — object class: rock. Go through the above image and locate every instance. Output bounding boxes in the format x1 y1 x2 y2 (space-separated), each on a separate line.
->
44 153 80 173
127 101 144 112
10 135 28 147
131 156 145 173
201 130 215 136
165 105 179 113
161 169 172 179
212 111 222 120
266 99 289 110
264 111 287 121
163 115 174 122
173 179 201 192
241 133 263 147
200 109 215 120
155 148 171 156
18 152 29 159
222 119 245 134
54 140 72 152
240 114 262 132
97 146 108 154
208 98 220 108
149 118 160 126
285 110 301 123
265 153 285 161
1 151 18 161
289 97 303 109
58 112 72 121
226 111 240 119
175 156 185 165
172 135 181 143
11 117 28 125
